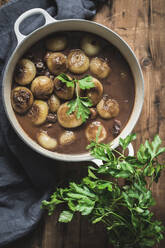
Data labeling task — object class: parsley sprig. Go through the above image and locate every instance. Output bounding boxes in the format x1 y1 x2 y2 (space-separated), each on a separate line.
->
78 75 95 89
56 73 74 88
42 134 165 248
67 96 93 122
56 73 94 90
56 73 95 122
67 76 94 122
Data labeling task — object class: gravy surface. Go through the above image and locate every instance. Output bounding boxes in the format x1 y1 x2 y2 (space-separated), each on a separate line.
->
14 32 135 154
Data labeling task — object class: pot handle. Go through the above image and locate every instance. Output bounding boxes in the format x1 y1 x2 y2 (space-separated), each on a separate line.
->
91 143 134 167
14 8 56 44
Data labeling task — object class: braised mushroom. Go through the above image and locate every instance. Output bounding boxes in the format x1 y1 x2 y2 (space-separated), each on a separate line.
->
46 35 67 51
59 131 76 145
48 94 60 113
45 52 67 75
89 108 97 119
86 77 103 106
15 59 36 85
90 57 111 79
81 35 101 56
97 95 119 119
68 49 89 74
57 102 83 128
54 75 75 100
28 100 48 125
11 86 34 114
37 131 58 150
31 76 54 99
85 121 107 142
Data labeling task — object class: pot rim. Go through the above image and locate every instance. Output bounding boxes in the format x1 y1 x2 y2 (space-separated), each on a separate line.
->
2 17 144 162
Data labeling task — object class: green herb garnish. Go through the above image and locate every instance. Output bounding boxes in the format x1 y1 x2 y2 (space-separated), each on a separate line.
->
56 74 94 90
78 75 95 90
56 73 95 122
58 73 95 122
56 73 74 88
42 134 165 248
67 96 93 122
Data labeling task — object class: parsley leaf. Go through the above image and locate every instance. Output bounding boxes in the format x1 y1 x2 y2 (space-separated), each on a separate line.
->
42 134 165 248
78 75 95 90
59 210 73 223
119 133 136 150
58 74 95 122
56 73 74 88
145 135 165 160
67 96 93 122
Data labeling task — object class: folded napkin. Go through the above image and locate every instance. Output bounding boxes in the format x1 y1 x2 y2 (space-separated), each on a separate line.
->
0 0 106 246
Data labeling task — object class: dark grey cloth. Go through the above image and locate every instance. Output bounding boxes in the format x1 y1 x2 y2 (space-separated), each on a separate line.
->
0 0 105 246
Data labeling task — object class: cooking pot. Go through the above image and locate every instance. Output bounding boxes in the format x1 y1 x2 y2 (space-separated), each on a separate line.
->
2 8 144 164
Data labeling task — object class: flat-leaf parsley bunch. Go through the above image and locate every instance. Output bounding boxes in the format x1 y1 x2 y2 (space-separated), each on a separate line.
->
42 134 165 248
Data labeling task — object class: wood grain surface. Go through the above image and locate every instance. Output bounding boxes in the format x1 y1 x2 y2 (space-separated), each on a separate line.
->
1 0 165 247
0 0 8 7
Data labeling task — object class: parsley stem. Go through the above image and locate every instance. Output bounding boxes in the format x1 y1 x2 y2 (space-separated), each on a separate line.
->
42 134 165 248
111 195 123 208
115 150 126 159
75 81 79 97
94 208 127 224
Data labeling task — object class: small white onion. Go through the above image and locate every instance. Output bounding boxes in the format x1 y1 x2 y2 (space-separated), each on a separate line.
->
59 131 76 145
37 132 58 150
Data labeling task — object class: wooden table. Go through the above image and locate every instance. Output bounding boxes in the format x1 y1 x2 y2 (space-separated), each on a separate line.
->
1 0 165 247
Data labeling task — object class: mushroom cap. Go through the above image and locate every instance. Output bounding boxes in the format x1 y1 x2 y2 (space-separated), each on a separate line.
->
11 86 34 114
86 77 103 106
97 97 119 119
46 35 67 51
81 35 101 56
68 49 89 74
31 76 54 99
15 59 36 85
59 131 76 145
57 102 83 128
54 75 75 100
90 57 111 79
85 121 107 142
28 100 48 125
48 94 61 113
37 131 58 150
46 52 67 75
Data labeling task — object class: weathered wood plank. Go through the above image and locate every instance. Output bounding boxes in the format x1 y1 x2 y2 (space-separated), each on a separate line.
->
0 0 9 7
102 1 165 248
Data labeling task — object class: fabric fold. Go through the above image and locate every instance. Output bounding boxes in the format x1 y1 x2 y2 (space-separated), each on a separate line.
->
0 0 105 246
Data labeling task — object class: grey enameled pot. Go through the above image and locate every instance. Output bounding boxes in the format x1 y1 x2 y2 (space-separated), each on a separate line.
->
2 8 144 163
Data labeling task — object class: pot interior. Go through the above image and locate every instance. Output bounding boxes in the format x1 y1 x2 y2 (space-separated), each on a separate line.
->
3 20 144 162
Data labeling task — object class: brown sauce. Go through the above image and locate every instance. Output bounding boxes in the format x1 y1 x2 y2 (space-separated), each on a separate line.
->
13 31 135 154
